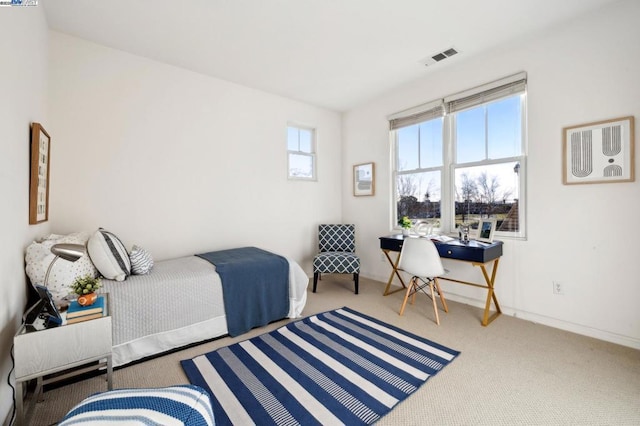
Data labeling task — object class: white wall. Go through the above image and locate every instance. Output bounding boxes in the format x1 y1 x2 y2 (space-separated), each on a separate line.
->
0 5 50 424
48 32 343 271
342 0 640 349
2 7 638 424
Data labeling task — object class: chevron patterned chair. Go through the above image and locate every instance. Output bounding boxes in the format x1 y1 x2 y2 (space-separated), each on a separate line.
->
313 224 360 294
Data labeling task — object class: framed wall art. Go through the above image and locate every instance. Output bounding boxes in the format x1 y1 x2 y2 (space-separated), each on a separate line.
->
563 116 635 185
29 122 51 224
353 162 375 196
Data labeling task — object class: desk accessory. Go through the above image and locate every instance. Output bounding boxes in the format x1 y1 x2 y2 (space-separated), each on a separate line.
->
23 285 63 329
476 219 496 242
458 223 470 243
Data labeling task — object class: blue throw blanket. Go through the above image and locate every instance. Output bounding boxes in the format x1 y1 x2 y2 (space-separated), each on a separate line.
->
197 247 289 337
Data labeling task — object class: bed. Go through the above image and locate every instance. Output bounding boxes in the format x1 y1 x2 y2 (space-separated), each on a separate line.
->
98 253 309 367
25 231 309 367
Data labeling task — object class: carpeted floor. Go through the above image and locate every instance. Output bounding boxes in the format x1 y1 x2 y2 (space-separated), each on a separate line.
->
23 275 640 425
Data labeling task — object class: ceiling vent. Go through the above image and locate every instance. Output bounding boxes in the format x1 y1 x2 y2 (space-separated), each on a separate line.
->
421 47 459 66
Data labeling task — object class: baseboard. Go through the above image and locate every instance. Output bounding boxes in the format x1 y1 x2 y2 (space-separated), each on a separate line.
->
365 274 640 350
441 292 640 350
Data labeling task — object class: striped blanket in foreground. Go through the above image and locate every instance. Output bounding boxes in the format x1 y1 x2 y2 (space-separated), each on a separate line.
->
181 307 459 425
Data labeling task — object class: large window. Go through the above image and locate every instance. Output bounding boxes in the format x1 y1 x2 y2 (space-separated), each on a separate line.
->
287 125 316 180
391 73 527 238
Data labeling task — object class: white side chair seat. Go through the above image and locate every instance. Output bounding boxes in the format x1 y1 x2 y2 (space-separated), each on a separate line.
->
397 237 449 325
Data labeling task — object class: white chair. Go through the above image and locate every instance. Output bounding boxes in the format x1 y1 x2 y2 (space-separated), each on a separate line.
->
397 237 449 324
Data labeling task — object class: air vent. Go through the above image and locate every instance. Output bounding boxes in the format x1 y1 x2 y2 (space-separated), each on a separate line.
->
421 47 460 66
442 48 458 57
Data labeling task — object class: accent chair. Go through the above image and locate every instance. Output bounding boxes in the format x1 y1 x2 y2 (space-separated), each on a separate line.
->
312 224 360 294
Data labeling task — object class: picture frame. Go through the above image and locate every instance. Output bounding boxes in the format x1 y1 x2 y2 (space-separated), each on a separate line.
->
476 219 496 243
353 162 375 196
29 122 51 224
563 116 635 185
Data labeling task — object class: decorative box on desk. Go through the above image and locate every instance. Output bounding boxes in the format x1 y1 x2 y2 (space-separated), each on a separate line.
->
13 294 113 426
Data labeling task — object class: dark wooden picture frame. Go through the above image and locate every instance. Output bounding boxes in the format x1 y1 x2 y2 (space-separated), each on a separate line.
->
29 123 51 224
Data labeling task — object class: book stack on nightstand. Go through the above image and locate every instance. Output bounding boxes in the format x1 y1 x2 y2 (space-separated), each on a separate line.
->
66 295 107 324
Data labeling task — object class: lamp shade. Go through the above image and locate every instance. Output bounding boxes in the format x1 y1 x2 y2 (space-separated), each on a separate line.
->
50 243 86 262
44 243 87 288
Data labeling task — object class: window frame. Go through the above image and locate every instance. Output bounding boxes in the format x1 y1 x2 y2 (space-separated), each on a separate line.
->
391 74 527 240
287 124 317 181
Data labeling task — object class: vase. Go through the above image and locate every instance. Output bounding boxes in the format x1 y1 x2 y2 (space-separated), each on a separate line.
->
402 228 410 236
77 292 98 306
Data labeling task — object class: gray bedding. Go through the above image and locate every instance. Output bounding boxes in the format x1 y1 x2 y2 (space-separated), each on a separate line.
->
98 253 309 367
100 256 224 348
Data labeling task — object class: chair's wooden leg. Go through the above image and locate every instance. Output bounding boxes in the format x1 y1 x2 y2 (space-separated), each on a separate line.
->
434 278 448 313
410 279 418 305
354 273 359 294
399 278 415 316
313 273 319 293
429 282 440 325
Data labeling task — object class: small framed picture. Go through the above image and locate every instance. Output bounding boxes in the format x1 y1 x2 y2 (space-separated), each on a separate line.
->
353 162 375 196
476 219 496 243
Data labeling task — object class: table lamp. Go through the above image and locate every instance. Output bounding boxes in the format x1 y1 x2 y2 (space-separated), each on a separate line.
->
44 243 87 287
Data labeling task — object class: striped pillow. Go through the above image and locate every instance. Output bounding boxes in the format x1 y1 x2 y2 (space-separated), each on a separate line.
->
130 245 154 275
58 385 215 426
87 228 131 281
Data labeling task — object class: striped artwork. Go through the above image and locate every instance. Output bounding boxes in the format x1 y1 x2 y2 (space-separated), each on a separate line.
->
181 307 459 425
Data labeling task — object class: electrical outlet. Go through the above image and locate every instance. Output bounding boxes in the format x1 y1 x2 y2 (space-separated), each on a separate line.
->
553 281 564 295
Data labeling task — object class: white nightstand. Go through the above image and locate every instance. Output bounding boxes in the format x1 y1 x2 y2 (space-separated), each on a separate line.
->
13 295 113 425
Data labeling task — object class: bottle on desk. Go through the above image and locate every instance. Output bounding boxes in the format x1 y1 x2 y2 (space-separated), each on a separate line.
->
458 224 470 243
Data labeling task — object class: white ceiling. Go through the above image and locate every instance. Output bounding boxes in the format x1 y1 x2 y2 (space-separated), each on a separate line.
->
42 0 620 112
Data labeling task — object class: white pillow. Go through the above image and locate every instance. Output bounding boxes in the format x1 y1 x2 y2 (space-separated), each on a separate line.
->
130 245 154 275
87 228 131 281
25 232 98 304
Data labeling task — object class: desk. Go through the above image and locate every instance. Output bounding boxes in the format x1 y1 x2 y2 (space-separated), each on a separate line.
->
379 235 503 326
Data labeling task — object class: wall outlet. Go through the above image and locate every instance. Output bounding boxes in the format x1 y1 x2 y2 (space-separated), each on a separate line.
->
553 281 564 295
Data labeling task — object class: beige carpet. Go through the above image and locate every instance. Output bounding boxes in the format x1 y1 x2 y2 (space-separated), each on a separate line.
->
23 276 640 425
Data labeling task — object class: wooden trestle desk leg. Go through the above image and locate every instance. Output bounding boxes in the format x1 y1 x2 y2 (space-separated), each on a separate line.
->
382 249 407 295
478 257 502 326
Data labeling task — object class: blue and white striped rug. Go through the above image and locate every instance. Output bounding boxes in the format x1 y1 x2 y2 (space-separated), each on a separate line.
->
181 307 459 425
